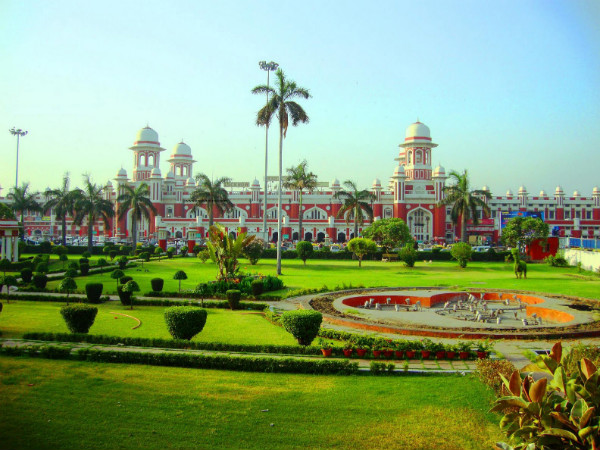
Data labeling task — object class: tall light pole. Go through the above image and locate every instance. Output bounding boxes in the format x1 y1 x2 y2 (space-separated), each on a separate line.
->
259 60 278 244
9 127 28 188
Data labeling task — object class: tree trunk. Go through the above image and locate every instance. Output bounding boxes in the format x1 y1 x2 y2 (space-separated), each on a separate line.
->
276 126 283 275
61 217 67 246
354 207 359 239
87 213 94 253
208 201 214 228
298 190 303 241
132 215 137 250
358 257 362 268
460 213 467 243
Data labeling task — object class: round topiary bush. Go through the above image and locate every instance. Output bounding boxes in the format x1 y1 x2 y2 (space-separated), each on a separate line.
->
120 276 133 285
64 269 78 278
117 286 132 306
164 306 207 340
85 283 104 304
226 289 242 310
281 310 323 346
151 278 164 292
251 279 264 296
79 263 90 276
20 267 33 283
60 304 98 333
32 273 48 289
35 262 49 274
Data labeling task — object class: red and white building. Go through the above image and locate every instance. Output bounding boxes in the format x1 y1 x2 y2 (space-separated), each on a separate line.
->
2 121 600 247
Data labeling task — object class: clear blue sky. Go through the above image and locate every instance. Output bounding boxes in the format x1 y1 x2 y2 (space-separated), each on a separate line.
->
1 0 599 197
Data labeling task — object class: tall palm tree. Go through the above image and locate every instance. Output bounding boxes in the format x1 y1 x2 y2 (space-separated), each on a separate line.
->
437 169 491 242
7 182 42 239
73 176 115 253
189 174 234 228
44 173 79 246
334 180 375 240
283 160 318 241
117 183 157 249
252 68 311 275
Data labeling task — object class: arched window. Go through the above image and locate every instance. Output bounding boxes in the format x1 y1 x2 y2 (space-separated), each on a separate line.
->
416 150 422 164
266 208 287 219
224 208 248 219
304 207 327 220
148 154 154 167
384 208 392 218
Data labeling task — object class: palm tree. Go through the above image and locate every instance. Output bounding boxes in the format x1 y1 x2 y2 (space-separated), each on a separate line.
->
44 173 79 246
189 174 234 228
252 68 311 275
283 160 318 241
117 183 157 249
334 180 375 240
437 169 491 242
73 176 115 253
7 182 42 239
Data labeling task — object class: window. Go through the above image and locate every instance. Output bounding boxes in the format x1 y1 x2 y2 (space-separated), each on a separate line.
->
548 210 555 219
384 208 392 218
305 208 326 220
587 211 592 219
565 210 571 219
575 211 581 219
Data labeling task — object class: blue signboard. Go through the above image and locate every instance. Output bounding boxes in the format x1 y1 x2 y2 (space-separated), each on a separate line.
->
500 211 544 229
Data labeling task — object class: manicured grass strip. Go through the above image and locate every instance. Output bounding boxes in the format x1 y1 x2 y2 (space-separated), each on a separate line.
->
1 343 359 375
0 356 502 450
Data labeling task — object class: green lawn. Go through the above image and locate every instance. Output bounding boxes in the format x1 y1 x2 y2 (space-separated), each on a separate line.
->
0 301 297 345
0 357 502 450
41 256 600 300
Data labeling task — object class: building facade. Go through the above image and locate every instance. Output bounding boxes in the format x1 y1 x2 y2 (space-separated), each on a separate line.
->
2 121 600 246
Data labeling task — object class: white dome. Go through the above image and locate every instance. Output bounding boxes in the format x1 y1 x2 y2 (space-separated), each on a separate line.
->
433 164 446 176
251 178 261 187
151 167 161 176
539 190 547 197
372 178 381 187
133 126 160 147
171 141 192 157
593 186 600 195
116 168 127 177
481 185 489 191
394 165 406 176
555 186 564 195
506 189 513 196
105 181 113 188
186 177 195 186
166 170 175 179
405 121 431 140
518 185 527 194
573 190 580 197
331 178 340 187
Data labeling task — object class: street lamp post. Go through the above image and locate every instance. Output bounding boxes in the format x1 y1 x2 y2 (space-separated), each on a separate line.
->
258 60 278 244
9 127 28 188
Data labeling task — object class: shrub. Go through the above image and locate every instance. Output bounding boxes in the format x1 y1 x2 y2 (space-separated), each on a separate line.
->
79 263 90 276
226 289 242 310
166 247 175 259
544 254 569 267
85 283 104 304
296 241 313 265
398 243 418 267
33 273 48 289
173 270 188 293
164 306 208 340
474 358 516 395
60 304 98 333
197 249 210 263
117 256 128 270
35 262 49 274
58 277 77 299
96 258 108 273
140 252 150 262
370 361 395 375
79 257 89 265
450 242 472 268
120 276 133 285
64 269 78 278
117 285 132 306
68 261 80 270
243 239 265 265
151 278 164 292
21 267 33 283
1 275 18 293
251 279 264 296
82 251 92 259
109 250 118 260
281 310 323 346
122 280 140 309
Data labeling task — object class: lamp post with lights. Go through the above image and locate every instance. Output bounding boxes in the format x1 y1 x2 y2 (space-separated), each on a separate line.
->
9 127 28 188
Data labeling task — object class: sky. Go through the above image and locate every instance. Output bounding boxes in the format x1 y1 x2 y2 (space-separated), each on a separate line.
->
1 0 599 198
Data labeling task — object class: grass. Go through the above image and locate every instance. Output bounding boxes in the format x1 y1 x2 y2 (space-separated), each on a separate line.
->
38 256 600 300
0 356 502 450
0 301 297 345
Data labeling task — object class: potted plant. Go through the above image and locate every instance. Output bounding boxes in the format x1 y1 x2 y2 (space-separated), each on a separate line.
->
393 340 407 359
383 339 394 359
372 339 384 358
406 340 422 359
445 343 457 360
342 341 354 358
318 338 333 358
429 341 446 360
476 339 494 359
456 341 473 360
420 338 433 360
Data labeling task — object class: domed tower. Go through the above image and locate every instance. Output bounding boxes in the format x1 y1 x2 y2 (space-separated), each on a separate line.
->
397 121 438 181
167 141 196 186
129 126 165 182
518 185 528 210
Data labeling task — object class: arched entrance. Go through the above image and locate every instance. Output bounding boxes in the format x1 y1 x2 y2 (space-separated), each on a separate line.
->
407 208 433 242
316 232 325 243
229 231 236 239
272 232 278 243
337 232 346 243
175 231 183 239
304 232 313 241
292 232 299 241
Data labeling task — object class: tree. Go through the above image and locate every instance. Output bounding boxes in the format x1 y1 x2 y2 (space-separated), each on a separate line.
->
7 182 42 239
296 241 314 266
398 243 418 267
334 180 375 240
501 216 549 254
44 173 79 246
122 280 140 310
347 238 377 268
243 238 265 265
110 269 124 292
117 183 157 249
252 68 311 276
173 270 188 293
96 258 108 273
0 275 17 297
362 218 412 252
437 170 491 243
73 176 114 254
154 247 164 261
0 203 16 220
58 277 78 304
206 224 255 281
0 258 10 278
189 174 233 228
283 160 318 241
451 242 472 268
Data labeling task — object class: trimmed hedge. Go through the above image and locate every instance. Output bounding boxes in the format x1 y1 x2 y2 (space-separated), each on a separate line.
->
79 263 90 276
164 307 208 340
251 280 264 296
85 283 104 304
20 268 33 283
226 289 241 310
60 304 98 333
116 285 132 306
150 278 164 292
281 310 323 346
32 274 48 289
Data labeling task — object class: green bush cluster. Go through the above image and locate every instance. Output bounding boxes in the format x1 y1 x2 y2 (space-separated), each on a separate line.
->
164 306 208 340
150 278 164 292
32 274 48 289
370 361 396 375
20 268 33 283
84 283 104 304
60 304 98 333
195 275 284 297
281 310 323 346
226 290 241 310
544 254 569 267
474 358 517 395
